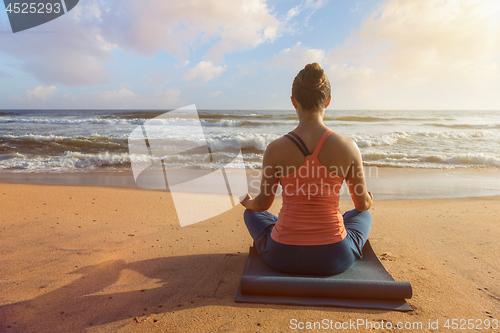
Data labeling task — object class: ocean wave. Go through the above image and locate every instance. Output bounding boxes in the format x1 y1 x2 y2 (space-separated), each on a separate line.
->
129 132 280 153
0 111 20 116
0 116 142 125
353 132 410 147
0 150 264 172
0 131 276 171
0 116 232 127
0 134 128 154
198 112 332 121
334 116 453 122
140 117 289 127
108 112 254 120
201 119 242 127
0 133 127 142
353 130 492 147
423 123 500 129
0 151 132 172
200 113 256 119
188 112 307 121
363 152 500 168
206 133 280 152
105 112 165 119
411 130 492 139
0 132 276 154
2 145 498 172
108 111 298 121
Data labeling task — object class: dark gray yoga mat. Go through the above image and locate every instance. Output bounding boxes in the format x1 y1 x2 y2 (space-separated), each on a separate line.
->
235 240 413 311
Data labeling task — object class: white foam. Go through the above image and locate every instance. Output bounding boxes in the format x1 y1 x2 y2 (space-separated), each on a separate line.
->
0 116 137 125
0 152 131 172
206 133 280 151
353 130 493 148
0 116 244 127
363 151 500 168
0 133 126 142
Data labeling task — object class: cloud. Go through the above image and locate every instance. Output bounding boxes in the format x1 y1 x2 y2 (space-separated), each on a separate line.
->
96 0 280 62
0 70 13 79
183 61 226 81
324 0 500 109
9 86 183 109
7 85 59 107
0 0 280 86
266 42 326 71
0 3 112 87
71 0 109 21
206 90 222 99
283 0 328 30
60 88 183 109
305 0 327 10
26 86 59 101
176 60 190 69
353 0 500 82
285 6 302 20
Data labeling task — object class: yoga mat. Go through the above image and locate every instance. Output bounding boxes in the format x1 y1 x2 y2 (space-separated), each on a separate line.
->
235 240 413 311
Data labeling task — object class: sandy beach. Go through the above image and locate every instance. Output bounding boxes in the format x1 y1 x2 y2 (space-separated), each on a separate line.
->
3 0 500 330
0 181 499 332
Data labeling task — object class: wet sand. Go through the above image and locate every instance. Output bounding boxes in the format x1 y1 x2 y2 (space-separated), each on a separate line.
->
1 166 500 199
0 182 499 332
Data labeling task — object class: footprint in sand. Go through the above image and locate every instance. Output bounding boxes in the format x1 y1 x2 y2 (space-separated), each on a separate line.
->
379 252 397 261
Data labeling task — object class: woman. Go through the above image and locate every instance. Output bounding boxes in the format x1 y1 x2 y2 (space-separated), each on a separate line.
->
240 63 373 276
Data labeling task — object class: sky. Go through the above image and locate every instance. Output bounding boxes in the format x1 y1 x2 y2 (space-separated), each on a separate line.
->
0 0 500 110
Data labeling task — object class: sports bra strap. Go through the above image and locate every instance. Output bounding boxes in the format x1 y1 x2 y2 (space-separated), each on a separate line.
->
287 132 311 156
284 133 310 156
312 129 334 157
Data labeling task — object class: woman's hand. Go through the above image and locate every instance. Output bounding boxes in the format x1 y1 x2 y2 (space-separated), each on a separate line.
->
239 193 253 209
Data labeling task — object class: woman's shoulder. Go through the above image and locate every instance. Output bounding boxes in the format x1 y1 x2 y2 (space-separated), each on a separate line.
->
328 130 356 145
325 130 359 155
266 135 291 154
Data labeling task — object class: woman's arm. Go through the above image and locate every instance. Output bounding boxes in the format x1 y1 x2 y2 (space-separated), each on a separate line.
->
241 142 280 212
344 139 373 211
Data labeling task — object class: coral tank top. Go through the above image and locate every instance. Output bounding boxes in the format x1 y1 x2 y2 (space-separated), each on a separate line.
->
270 129 347 245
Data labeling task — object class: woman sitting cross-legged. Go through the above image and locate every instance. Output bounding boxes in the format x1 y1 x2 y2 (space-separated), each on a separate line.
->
240 62 373 276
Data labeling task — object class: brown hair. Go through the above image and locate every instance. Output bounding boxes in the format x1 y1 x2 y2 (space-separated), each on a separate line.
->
292 63 331 112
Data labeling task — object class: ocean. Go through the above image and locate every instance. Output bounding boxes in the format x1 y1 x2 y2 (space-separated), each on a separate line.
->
1 109 499 172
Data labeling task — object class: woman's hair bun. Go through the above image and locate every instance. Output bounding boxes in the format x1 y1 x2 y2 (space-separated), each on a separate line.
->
301 62 327 90
291 62 331 111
